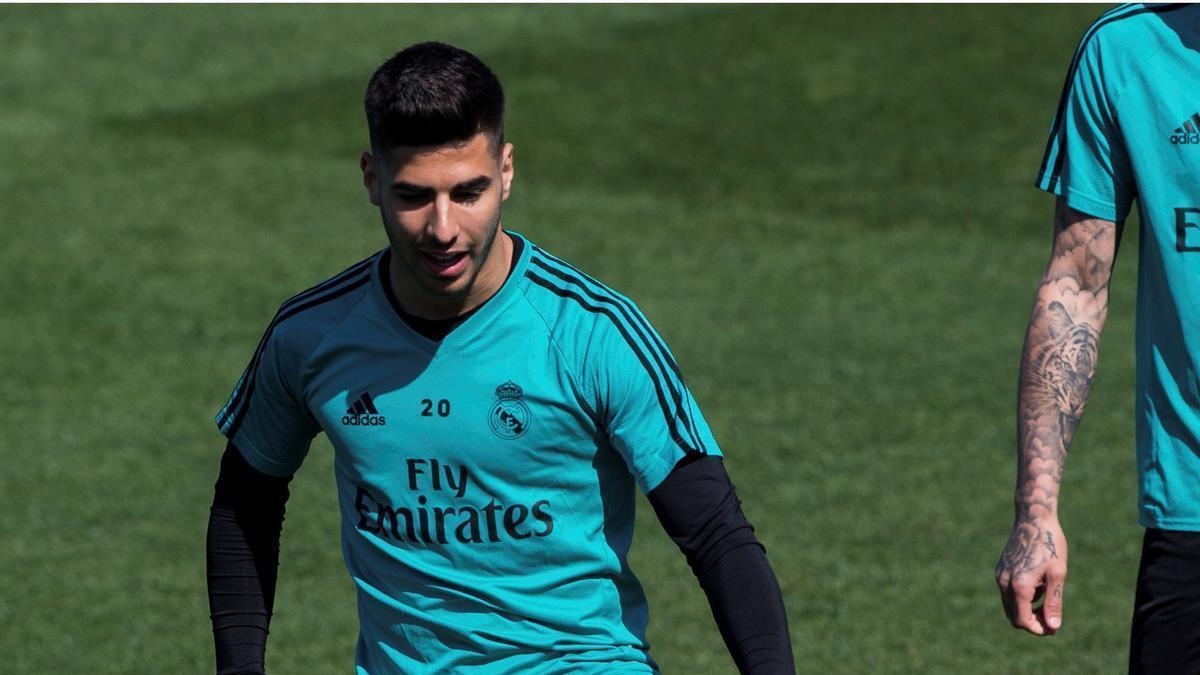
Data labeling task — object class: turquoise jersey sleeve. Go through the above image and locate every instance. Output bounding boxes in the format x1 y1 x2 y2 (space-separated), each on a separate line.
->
1036 17 1136 221
588 302 723 493
215 319 319 477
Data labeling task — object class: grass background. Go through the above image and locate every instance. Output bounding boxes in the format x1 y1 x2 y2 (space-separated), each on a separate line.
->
0 4 1146 673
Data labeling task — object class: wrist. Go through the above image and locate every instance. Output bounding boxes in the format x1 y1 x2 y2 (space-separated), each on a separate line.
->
1014 502 1058 523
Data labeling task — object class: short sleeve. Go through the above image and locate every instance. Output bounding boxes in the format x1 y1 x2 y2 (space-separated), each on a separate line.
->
588 304 723 493
215 326 319 477
1035 29 1135 222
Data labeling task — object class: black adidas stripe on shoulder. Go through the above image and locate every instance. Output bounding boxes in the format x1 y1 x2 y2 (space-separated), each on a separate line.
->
218 254 376 426
279 255 376 311
218 254 377 437
1100 2 1136 20
528 244 712 454
529 245 691 388
1040 3 1190 190
527 253 710 454
525 268 705 458
529 244 701 399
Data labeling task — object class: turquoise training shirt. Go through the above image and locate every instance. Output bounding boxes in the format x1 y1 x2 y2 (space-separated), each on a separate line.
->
1037 3 1200 529
215 232 723 673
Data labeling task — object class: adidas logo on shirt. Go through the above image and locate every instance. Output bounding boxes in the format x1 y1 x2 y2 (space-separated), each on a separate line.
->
1170 113 1200 145
342 392 386 426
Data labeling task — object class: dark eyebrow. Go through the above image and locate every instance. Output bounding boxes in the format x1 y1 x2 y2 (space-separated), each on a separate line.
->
454 176 492 192
390 176 492 193
391 181 433 193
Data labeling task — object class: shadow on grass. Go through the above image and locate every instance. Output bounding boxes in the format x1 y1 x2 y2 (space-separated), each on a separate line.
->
101 74 367 158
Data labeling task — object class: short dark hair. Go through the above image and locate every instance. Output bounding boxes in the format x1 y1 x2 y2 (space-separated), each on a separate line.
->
364 42 505 155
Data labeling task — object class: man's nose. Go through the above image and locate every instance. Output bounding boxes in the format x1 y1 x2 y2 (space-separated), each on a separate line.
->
426 193 459 244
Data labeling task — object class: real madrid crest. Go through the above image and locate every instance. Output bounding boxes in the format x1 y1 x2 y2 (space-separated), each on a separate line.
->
488 381 530 439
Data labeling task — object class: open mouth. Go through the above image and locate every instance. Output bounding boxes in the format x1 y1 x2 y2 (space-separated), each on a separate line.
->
420 251 469 277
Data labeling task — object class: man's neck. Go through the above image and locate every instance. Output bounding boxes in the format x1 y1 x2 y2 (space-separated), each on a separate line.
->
389 231 515 320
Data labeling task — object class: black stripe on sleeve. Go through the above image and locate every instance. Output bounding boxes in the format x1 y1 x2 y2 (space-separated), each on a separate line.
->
529 256 708 454
225 272 373 439
531 245 700 396
525 270 703 458
218 255 377 428
1037 3 1137 184
1039 3 1189 190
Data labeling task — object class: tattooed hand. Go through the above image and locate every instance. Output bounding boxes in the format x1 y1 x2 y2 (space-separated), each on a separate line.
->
997 198 1117 637
996 517 1068 635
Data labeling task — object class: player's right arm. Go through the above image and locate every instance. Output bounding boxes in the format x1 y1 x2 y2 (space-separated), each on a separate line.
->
995 196 1118 636
208 301 323 673
207 443 293 675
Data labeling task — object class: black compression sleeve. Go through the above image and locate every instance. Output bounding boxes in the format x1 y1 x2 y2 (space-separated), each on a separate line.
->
647 455 795 674
206 443 293 675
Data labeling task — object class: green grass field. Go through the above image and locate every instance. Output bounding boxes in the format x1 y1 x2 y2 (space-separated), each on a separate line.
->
1 4 1146 673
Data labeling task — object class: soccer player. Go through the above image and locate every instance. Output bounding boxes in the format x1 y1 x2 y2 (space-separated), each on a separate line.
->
206 42 793 674
994 4 1200 671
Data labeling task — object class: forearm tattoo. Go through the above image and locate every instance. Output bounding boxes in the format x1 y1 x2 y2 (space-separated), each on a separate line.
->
999 206 1113 577
1016 300 1098 519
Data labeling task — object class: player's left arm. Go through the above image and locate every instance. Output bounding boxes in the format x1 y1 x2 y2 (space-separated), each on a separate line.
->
578 289 794 672
648 455 795 674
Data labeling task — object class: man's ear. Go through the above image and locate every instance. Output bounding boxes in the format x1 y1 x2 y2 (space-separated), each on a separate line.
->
500 142 514 202
361 151 381 206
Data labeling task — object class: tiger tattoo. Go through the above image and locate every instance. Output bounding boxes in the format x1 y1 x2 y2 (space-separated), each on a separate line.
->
1025 300 1099 433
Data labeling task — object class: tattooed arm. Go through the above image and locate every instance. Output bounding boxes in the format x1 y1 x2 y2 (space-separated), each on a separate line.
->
996 197 1118 636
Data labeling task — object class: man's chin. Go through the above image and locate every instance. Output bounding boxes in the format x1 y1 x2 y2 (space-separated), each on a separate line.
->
416 271 474 298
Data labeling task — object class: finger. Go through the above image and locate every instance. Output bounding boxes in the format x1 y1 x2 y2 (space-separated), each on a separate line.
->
1040 565 1067 632
1011 580 1046 635
1000 585 1015 624
1032 581 1046 605
997 573 1015 622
